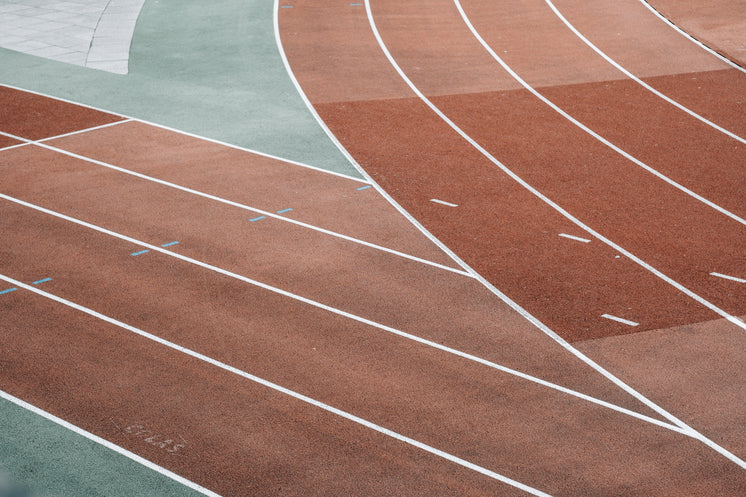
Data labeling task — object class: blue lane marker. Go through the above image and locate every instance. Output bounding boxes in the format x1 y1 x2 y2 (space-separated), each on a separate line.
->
161 241 180 248
0 288 18 295
350 3 363 5
276 208 293 214
131 249 150 256
357 185 372 191
249 216 266 222
280 5 293 8
32 278 52 285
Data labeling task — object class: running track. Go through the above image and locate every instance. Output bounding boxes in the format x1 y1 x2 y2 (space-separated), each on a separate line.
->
1 0 745 495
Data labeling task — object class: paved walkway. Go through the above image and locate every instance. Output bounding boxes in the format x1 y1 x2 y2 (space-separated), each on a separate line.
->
0 0 145 74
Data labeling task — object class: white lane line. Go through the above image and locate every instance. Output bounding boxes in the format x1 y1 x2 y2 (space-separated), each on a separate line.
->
0 193 688 435
430 198 459 207
0 83 368 184
0 119 132 147
544 0 746 145
0 275 552 497
635 0 746 73
364 0 746 470
601 314 640 327
558 233 591 243
453 0 746 228
0 389 222 497
272 0 468 275
0 132 467 277
710 272 746 284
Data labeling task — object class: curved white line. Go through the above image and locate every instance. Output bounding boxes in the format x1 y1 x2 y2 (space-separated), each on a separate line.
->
366 0 746 469
453 0 746 227
543 0 746 145
272 0 470 274
0 275 552 496
635 0 746 73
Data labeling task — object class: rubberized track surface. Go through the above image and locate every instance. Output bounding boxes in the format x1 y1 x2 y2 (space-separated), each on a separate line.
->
1 0 745 495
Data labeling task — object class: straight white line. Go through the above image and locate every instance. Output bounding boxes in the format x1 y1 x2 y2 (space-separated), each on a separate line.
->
37 118 134 143
635 0 746 73
544 0 746 145
365 0 746 469
453 0 746 227
0 193 688 435
0 142 29 152
558 233 591 243
0 133 467 277
0 83 367 184
430 198 458 207
601 314 640 327
0 274 552 497
0 389 222 497
710 272 746 284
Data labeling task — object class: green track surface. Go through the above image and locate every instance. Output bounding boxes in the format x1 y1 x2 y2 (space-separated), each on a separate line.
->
0 0 357 177
0 397 208 497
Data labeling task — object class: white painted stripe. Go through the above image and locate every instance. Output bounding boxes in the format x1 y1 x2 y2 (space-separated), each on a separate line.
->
558 233 591 243
365 0 746 470
635 0 746 73
0 195 688 434
710 272 746 284
430 198 458 207
0 389 222 497
273 0 471 281
601 314 640 327
453 0 746 227
37 118 134 142
544 0 746 145
0 133 467 277
0 274 552 497
0 83 367 184
0 142 30 152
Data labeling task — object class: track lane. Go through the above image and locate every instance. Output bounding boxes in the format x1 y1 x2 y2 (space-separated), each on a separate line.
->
4 201 746 495
545 0 746 139
366 0 746 322
0 147 668 416
279 0 744 340
43 120 458 270
278 0 746 466
453 0 746 221
1 292 519 496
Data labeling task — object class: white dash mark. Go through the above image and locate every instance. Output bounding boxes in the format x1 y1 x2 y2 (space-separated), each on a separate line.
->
558 233 591 243
601 314 639 327
430 199 458 207
710 272 746 284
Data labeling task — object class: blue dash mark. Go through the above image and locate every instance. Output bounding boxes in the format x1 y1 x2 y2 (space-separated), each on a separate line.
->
249 216 266 222
32 278 52 285
131 249 150 256
161 241 179 248
280 5 293 8
276 208 293 214
0 288 18 295
356 185 372 191
350 3 363 5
